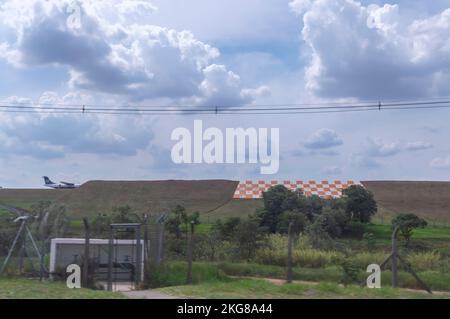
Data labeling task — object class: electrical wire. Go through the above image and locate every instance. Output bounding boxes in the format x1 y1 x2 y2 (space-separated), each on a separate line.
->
0 98 450 116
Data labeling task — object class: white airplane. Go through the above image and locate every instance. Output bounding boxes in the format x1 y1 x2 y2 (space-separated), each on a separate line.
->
43 176 80 189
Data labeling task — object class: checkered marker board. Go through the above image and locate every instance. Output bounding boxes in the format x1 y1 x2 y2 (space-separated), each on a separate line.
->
233 180 361 199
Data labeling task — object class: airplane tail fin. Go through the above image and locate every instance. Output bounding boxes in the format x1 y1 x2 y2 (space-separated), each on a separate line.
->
43 176 54 185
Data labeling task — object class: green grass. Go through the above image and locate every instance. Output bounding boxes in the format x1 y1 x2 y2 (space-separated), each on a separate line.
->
158 278 447 299
146 261 450 292
0 277 125 299
0 208 9 217
365 223 450 242
146 261 229 288
218 262 450 291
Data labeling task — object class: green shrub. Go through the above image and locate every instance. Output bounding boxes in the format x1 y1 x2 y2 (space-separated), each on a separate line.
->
340 258 361 285
254 234 343 268
343 221 365 239
351 251 387 269
405 251 443 272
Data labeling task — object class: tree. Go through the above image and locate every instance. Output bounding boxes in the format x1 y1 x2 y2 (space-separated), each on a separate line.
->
343 185 377 223
391 213 427 246
215 217 241 240
276 211 308 235
304 195 324 219
305 218 333 250
234 216 267 260
112 205 139 223
92 213 111 237
259 185 311 232
166 205 187 239
259 185 295 232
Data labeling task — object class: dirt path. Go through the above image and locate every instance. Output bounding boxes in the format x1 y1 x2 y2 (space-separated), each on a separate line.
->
122 290 179 299
231 276 450 296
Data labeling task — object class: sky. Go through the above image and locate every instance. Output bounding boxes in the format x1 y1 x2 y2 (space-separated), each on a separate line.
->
1 0 450 188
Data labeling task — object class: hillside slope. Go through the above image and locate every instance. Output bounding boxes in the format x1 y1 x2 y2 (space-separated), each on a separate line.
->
53 180 239 217
362 181 450 222
1 180 450 222
0 189 67 209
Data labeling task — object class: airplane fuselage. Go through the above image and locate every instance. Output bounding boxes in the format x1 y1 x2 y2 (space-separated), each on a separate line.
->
44 183 80 189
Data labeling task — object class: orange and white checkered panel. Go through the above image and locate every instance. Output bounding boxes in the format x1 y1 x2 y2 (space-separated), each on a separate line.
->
233 180 361 199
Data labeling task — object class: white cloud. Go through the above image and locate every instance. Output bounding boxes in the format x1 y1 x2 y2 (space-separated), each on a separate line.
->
0 0 260 104
365 138 402 157
364 137 433 157
291 0 450 99
289 0 313 16
304 128 343 149
196 64 266 106
0 92 155 158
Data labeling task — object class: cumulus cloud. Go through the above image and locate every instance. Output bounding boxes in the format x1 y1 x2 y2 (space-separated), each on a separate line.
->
364 137 433 157
365 138 402 157
196 64 271 106
0 0 260 104
304 128 343 149
290 0 450 99
289 0 313 16
0 92 155 159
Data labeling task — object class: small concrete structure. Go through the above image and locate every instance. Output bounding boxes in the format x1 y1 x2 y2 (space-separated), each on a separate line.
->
49 238 145 281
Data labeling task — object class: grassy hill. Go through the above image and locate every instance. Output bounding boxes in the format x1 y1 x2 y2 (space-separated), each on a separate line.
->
362 181 450 223
0 180 238 217
0 189 66 210
1 180 450 223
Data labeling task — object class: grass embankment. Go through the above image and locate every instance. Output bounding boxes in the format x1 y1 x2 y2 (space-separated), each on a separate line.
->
0 277 125 299
365 223 450 242
147 258 449 298
159 278 446 299
147 261 450 292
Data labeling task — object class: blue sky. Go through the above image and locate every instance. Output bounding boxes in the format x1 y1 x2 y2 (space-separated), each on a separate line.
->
1 0 450 188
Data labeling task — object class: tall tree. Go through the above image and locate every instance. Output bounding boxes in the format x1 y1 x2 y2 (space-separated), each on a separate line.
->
343 185 377 223
391 213 427 246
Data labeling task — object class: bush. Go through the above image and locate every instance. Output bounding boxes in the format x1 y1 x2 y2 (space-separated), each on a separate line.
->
340 258 360 285
343 221 365 239
351 251 387 269
405 251 443 272
254 234 343 268
363 232 376 250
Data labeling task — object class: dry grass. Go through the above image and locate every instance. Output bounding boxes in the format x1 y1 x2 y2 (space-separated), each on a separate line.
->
362 181 450 222
0 180 238 217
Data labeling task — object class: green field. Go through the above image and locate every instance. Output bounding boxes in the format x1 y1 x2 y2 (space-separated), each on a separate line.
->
365 223 450 242
1 180 450 299
146 260 450 292
159 278 447 299
0 278 124 299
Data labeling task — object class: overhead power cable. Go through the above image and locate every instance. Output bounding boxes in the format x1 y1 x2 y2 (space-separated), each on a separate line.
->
0 98 450 116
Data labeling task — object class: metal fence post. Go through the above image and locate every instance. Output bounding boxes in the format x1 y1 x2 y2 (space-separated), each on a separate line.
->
391 226 399 288
287 222 294 283
107 226 113 291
